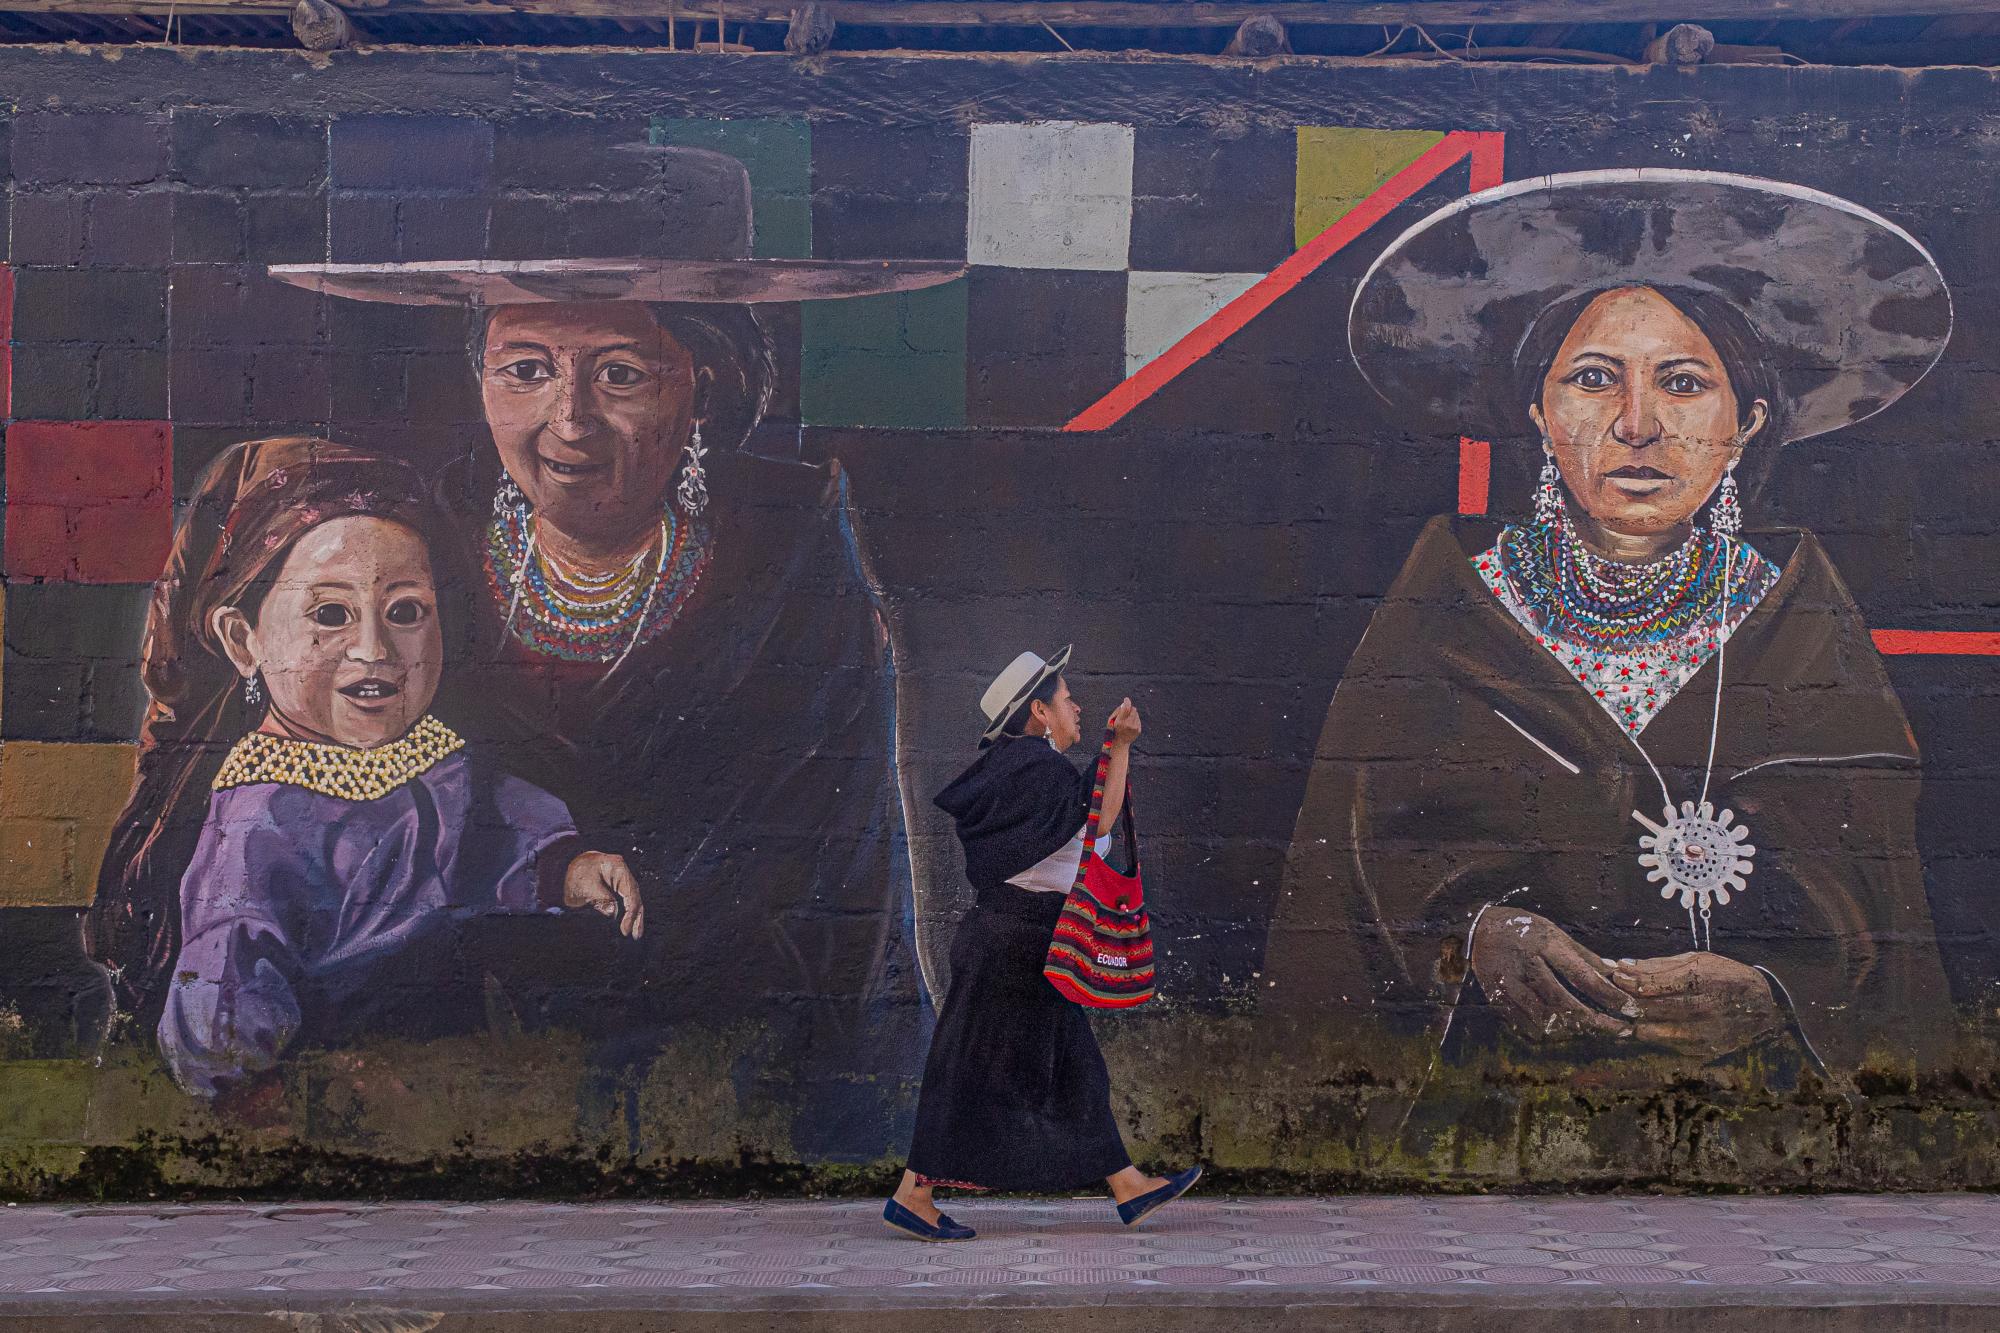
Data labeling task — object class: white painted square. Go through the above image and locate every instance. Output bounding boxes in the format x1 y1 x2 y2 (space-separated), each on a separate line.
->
1124 270 1264 375
968 121 1135 271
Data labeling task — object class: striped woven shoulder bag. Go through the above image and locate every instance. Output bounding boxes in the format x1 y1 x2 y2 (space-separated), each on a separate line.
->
1043 725 1155 1008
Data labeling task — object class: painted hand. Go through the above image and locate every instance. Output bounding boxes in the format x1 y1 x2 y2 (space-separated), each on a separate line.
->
1110 698 1142 745
1612 952 1782 1059
1468 909 1641 1043
564 851 645 938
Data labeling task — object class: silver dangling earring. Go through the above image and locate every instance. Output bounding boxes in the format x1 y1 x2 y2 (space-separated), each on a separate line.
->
1533 444 1567 530
493 468 530 522
242 674 263 709
676 420 710 518
1711 460 1743 540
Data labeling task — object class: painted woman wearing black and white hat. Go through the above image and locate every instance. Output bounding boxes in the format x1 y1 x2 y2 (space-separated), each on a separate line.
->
882 648 1200 1241
269 147 962 1158
1266 171 1958 1096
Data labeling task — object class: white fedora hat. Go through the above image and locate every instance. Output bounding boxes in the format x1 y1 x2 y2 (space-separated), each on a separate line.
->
979 645 1072 746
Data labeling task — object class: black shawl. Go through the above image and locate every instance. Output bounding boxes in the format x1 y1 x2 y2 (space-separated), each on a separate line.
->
433 451 928 1161
935 736 1091 898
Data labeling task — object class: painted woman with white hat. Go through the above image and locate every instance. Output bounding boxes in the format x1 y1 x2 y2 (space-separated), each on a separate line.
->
268 146 962 1159
882 647 1201 1241
1266 170 1958 1102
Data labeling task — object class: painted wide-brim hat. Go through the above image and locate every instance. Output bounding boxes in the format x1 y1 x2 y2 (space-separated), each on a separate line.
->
1348 169 1952 443
268 145 962 306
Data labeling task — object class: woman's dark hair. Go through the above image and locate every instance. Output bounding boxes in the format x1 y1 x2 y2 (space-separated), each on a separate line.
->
646 303 777 456
1000 674 1064 739
472 302 776 456
1512 283 1789 452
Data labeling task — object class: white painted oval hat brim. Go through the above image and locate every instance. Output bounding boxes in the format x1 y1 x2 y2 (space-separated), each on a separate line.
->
268 257 966 307
1347 168 1952 444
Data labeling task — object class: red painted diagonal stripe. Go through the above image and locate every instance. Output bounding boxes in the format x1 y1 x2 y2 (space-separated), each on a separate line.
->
1872 630 2000 656
1065 131 1493 432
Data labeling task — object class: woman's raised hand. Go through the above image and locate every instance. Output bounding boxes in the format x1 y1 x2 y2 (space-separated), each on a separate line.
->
1468 908 1639 1042
1110 698 1142 746
565 851 646 938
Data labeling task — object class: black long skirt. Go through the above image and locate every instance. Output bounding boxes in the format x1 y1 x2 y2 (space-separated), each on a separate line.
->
905 884 1132 1192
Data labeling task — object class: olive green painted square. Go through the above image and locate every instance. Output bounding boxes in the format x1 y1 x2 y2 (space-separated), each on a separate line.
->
0 1060 91 1144
801 281 967 429
648 117 811 259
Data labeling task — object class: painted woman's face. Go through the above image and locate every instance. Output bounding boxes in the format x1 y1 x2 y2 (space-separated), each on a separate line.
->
1531 286 1767 539
480 303 698 555
214 517 443 750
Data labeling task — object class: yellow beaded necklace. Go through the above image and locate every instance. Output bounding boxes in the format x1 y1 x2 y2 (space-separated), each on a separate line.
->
213 715 466 802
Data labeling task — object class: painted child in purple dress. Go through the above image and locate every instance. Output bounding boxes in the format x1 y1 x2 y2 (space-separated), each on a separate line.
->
87 438 641 1102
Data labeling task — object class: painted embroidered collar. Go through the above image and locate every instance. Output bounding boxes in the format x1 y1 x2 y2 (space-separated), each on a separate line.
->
213 715 466 802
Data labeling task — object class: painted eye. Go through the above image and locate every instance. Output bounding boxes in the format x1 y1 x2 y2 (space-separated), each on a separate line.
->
1568 367 1614 390
499 359 552 383
1663 372 1708 394
385 598 429 627
311 603 353 628
597 362 649 388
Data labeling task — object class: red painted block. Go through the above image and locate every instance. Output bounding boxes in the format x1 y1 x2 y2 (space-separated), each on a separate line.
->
1456 437 1491 516
1872 629 2000 656
4 419 172 583
0 264 13 419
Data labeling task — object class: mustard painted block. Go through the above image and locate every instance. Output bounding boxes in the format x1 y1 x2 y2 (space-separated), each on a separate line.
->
1294 128 1445 249
0 741 138 906
0 817 69 905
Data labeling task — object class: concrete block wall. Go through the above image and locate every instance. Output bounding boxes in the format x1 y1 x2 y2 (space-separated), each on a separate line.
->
0 47 1993 1195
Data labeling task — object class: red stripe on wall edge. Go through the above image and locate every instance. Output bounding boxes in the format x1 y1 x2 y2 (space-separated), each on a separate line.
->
1872 630 2000 656
1065 131 1505 433
1456 437 1491 515
0 264 13 420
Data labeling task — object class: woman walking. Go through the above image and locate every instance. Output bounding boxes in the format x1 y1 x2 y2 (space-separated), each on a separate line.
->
884 646 1202 1242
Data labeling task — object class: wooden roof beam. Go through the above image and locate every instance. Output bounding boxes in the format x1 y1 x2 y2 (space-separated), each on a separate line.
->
0 0 1995 26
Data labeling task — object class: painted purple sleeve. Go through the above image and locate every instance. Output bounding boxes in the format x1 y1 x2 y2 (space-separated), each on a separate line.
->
477 769 578 913
157 793 314 1100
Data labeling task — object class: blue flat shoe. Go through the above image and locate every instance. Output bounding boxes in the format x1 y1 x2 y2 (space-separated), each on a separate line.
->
1117 1165 1204 1227
882 1198 976 1242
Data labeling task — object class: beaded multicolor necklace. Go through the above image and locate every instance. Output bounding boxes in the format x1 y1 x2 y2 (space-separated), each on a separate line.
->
484 505 712 664
1497 521 1759 653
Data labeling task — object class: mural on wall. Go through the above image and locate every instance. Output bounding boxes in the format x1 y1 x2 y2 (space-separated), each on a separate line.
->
81 144 963 1157
1 72 1996 1187
1264 171 1957 1091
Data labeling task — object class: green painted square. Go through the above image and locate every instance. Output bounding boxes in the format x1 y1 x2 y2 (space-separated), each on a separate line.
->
648 117 811 259
0 1060 92 1144
801 281 968 429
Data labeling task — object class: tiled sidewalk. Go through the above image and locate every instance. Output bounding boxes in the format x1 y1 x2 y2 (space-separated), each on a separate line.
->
6 1192 2000 1300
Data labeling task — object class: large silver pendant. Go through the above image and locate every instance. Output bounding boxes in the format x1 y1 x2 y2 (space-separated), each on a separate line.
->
1633 801 1755 913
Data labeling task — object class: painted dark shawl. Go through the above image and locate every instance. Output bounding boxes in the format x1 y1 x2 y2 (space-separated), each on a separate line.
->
434 451 927 1161
1264 515 1954 1079
934 735 1093 898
